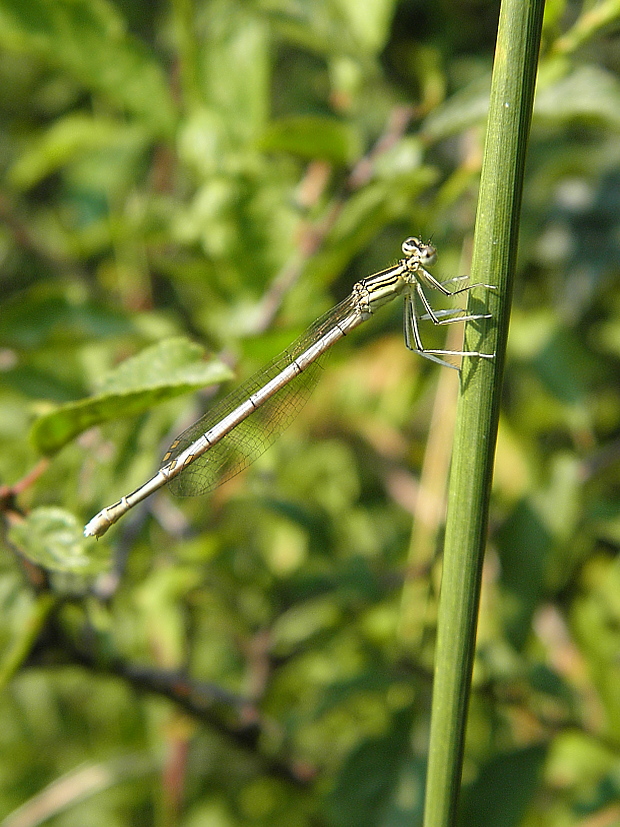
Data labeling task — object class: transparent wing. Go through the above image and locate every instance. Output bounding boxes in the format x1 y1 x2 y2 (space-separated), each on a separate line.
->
163 295 359 496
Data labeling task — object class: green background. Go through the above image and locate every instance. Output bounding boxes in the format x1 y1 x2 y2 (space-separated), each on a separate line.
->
1 0 620 825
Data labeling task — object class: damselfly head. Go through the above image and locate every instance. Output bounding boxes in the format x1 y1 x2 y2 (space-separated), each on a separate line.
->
402 237 437 268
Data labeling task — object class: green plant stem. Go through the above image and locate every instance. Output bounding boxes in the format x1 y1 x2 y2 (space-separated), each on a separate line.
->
422 2 546 826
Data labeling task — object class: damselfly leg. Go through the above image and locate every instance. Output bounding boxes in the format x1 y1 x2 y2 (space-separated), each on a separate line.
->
404 273 496 369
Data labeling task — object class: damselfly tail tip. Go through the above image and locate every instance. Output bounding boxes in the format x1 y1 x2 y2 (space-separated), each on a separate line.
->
84 512 107 539
83 520 98 538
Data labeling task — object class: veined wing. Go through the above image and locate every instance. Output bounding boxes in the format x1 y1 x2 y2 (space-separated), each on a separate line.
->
163 293 361 496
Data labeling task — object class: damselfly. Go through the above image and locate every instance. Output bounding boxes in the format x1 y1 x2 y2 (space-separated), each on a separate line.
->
84 237 494 538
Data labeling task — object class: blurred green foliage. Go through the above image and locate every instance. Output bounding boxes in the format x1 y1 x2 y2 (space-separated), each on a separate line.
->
1 0 620 825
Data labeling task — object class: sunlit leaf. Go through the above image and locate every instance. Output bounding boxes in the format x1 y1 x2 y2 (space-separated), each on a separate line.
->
201 5 270 143
30 337 233 454
422 56 620 143
334 0 399 54
535 63 620 130
421 74 491 141
270 596 341 653
8 507 110 574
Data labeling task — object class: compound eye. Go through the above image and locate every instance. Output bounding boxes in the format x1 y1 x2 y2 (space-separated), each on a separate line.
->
421 243 437 265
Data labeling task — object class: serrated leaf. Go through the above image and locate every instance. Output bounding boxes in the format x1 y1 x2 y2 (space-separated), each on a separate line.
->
30 337 233 455
8 507 110 574
259 116 362 164
0 0 176 135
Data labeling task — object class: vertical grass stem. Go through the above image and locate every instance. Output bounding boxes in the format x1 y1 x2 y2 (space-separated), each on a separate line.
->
423 2 546 825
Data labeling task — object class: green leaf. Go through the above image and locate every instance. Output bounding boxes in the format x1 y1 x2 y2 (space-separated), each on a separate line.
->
496 499 552 650
8 507 110 574
460 746 547 827
0 0 176 135
533 325 595 403
270 596 341 654
8 114 149 190
421 73 491 141
202 5 270 143
535 63 620 130
423 61 620 144
306 166 438 284
325 707 416 827
30 337 233 455
0 585 58 689
259 116 362 164
334 0 399 54
0 285 137 350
